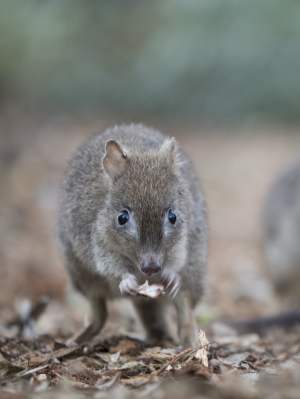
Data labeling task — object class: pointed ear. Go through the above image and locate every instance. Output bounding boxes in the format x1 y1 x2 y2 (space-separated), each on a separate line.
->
103 140 128 180
159 137 178 166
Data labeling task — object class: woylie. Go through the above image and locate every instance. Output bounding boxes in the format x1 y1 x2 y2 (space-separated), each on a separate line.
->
230 161 300 335
58 124 208 346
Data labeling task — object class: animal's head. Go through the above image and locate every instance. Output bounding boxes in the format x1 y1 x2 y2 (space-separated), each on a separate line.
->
99 138 188 277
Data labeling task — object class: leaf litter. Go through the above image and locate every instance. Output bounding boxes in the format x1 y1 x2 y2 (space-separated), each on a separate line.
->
1 300 300 398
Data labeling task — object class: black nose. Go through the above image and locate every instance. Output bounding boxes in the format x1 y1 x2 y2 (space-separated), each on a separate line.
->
141 261 161 276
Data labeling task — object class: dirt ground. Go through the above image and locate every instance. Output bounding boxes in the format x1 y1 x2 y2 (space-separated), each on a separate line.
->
0 112 300 398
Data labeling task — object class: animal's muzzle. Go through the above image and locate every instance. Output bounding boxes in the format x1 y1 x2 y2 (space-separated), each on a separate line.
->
140 254 162 276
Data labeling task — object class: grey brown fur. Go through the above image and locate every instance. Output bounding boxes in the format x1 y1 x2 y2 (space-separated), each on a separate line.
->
58 124 208 346
263 160 300 306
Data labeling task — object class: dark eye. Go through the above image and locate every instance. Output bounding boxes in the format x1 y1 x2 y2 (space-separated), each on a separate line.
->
168 209 177 225
118 210 129 225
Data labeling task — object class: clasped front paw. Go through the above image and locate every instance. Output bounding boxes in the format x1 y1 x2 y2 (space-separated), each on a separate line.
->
119 274 139 296
162 271 181 299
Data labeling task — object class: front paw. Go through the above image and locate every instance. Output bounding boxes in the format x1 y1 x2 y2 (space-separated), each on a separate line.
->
119 274 139 296
162 271 181 299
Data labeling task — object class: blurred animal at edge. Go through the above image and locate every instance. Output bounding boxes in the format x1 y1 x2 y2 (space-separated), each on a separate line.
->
233 161 300 335
263 160 300 307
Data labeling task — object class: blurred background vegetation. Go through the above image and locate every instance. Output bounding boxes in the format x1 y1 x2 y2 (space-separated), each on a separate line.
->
1 0 300 125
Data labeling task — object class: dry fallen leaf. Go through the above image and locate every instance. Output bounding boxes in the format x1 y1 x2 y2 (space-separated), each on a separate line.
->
137 281 165 298
194 330 210 367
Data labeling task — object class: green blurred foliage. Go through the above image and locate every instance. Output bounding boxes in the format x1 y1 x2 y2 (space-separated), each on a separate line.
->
0 0 300 123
